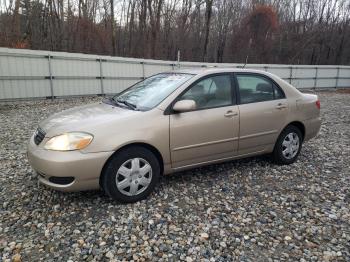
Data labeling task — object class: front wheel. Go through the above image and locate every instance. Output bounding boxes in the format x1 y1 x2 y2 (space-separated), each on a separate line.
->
273 125 303 165
101 146 160 203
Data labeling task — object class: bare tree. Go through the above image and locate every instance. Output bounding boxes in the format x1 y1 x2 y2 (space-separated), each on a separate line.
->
110 0 116 55
202 0 213 61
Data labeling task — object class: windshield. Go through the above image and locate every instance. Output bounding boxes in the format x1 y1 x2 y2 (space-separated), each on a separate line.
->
112 73 193 110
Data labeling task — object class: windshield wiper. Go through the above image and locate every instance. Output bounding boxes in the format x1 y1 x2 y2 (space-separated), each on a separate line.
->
105 97 123 107
116 98 138 110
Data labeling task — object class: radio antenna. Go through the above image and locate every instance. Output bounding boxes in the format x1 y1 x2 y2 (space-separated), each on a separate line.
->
243 55 249 68
243 38 252 68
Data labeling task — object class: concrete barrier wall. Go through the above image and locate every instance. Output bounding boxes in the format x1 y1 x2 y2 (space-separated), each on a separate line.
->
0 48 349 100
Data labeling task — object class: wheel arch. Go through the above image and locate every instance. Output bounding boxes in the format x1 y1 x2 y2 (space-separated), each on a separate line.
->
285 121 305 141
99 142 164 188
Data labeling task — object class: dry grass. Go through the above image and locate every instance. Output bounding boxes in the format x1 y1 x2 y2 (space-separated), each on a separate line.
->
335 88 350 94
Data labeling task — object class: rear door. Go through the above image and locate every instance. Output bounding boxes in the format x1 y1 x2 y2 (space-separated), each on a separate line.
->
235 73 288 154
169 73 239 168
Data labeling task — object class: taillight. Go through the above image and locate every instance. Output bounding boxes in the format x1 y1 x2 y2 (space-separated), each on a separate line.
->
316 100 320 109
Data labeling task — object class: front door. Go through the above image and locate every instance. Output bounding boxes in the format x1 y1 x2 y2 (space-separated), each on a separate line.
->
169 74 239 168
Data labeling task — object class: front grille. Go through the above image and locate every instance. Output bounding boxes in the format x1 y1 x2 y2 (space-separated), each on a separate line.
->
34 127 46 145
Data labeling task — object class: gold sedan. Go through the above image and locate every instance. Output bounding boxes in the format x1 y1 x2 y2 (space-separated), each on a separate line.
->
27 69 321 202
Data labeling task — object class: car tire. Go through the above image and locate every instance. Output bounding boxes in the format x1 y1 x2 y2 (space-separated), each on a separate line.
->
273 125 303 165
101 146 160 203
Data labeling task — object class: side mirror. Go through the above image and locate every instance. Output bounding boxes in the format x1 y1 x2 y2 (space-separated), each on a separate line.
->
172 100 196 113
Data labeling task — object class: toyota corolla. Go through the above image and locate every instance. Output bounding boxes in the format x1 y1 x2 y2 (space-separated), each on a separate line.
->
27 69 321 202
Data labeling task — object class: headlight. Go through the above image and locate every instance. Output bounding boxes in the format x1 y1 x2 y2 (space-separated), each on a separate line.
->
44 132 93 151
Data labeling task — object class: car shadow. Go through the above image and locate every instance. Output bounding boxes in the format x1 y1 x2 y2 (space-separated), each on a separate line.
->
28 154 275 208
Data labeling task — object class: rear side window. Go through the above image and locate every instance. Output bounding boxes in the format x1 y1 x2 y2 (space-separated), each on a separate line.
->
236 74 285 104
274 85 285 99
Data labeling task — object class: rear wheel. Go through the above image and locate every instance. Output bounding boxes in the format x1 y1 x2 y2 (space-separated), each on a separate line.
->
101 146 160 203
273 125 303 165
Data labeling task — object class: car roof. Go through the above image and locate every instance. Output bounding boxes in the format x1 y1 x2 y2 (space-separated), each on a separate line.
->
167 67 270 75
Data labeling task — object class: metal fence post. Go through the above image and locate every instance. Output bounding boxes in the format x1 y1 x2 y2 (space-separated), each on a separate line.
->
314 67 318 90
335 67 340 89
47 55 54 99
289 66 293 84
141 61 145 79
99 58 104 95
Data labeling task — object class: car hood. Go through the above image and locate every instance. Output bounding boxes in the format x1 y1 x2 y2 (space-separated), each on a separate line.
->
40 102 138 137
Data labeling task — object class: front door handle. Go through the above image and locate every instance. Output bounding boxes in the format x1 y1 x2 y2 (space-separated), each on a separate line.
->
224 110 238 117
275 103 287 109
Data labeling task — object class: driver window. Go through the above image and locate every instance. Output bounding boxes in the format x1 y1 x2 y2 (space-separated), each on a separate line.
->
179 74 233 110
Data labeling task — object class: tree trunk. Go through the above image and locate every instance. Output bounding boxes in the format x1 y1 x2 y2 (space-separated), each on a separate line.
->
202 0 213 62
110 0 116 56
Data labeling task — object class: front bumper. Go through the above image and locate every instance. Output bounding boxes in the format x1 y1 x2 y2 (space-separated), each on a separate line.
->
27 135 113 192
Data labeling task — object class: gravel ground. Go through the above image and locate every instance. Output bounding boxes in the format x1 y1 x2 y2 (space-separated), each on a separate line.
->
0 92 349 261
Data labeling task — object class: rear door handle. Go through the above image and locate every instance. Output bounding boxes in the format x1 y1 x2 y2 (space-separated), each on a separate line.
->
224 110 238 117
275 103 287 109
